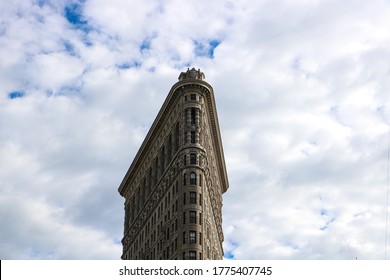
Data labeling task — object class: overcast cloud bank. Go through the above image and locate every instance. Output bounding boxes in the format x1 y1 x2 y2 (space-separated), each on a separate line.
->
1 0 390 259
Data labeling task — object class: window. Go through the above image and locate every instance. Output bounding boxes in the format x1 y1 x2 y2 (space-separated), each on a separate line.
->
167 134 172 163
190 153 196 164
183 173 187 185
190 192 197 204
183 193 186 205
183 231 186 244
184 155 187 165
189 211 197 223
190 131 196 143
189 231 196 244
160 146 165 174
190 172 196 185
175 123 180 151
191 108 196 124
190 94 196 100
183 212 186 224
189 251 196 260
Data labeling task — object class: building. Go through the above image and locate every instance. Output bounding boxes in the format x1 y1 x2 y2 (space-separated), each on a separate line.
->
118 68 229 260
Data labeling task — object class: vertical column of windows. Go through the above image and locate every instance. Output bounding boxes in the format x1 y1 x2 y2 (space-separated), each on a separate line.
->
184 93 201 146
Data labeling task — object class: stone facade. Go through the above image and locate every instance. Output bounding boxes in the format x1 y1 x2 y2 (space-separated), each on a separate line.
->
118 68 229 260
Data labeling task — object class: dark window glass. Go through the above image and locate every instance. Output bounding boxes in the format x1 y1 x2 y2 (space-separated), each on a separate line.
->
189 211 196 223
189 231 196 244
189 251 196 260
191 131 196 143
190 94 196 100
191 108 196 124
190 172 196 185
190 192 196 204
190 153 196 164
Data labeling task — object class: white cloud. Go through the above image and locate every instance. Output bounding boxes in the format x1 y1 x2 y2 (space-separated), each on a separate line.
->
1 0 390 260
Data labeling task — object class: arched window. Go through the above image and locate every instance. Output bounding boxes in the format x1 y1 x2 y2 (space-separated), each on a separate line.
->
190 172 197 185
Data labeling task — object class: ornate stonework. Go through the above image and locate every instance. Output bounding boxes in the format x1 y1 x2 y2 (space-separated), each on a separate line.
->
118 69 228 260
178 68 205 81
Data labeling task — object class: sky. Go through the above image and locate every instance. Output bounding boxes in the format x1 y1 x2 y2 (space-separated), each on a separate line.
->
1 0 390 260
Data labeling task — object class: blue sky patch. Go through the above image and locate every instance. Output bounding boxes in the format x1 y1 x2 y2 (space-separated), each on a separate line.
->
64 2 90 32
117 61 142 70
224 239 238 259
8 91 25 99
224 251 235 259
65 3 84 25
63 40 76 56
194 39 221 58
140 38 151 52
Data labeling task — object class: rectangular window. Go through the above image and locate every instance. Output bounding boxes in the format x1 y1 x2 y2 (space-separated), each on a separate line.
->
183 212 186 224
189 231 196 244
190 153 196 164
183 231 186 244
191 131 196 143
190 94 196 100
191 108 196 124
189 251 196 260
184 155 187 165
189 211 197 223
183 193 186 205
190 192 197 204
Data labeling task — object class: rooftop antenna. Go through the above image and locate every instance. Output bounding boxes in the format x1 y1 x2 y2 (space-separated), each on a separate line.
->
385 128 390 260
